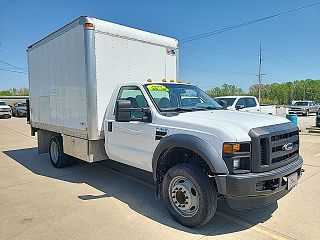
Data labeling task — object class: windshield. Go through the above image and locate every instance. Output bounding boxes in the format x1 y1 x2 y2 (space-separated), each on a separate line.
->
0 102 7 106
145 83 222 112
293 102 308 106
17 103 26 107
214 97 236 107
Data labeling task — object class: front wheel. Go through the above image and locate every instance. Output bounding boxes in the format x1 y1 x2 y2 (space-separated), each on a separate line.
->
162 163 217 228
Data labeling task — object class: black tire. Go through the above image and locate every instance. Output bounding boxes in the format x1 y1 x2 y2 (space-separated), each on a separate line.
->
162 163 217 228
17 111 20 117
305 110 309 117
49 135 69 168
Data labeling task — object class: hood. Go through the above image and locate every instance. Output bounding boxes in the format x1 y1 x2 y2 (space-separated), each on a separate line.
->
166 110 290 142
289 105 306 108
0 105 11 110
17 106 27 110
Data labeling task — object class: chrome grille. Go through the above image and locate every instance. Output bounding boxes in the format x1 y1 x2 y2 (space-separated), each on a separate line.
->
249 123 300 173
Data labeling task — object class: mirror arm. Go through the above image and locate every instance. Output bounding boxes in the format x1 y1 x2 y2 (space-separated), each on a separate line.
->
118 107 150 113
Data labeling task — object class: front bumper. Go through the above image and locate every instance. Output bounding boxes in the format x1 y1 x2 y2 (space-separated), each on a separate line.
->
18 110 27 116
216 156 303 209
288 109 307 115
0 112 11 117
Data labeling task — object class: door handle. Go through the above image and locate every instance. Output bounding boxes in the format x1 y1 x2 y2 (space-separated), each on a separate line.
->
108 122 112 132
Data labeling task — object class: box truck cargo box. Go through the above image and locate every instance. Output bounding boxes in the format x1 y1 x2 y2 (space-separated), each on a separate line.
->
28 16 178 141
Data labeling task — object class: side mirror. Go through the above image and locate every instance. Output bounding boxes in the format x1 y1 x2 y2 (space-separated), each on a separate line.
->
115 100 152 122
236 105 245 110
218 100 228 109
115 100 132 122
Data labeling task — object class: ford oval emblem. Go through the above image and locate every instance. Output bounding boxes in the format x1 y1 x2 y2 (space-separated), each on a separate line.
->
282 142 294 151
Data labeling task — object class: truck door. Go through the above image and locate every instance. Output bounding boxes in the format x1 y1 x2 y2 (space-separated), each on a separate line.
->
105 86 154 172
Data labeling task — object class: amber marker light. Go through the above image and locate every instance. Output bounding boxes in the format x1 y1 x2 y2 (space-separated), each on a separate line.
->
84 23 94 29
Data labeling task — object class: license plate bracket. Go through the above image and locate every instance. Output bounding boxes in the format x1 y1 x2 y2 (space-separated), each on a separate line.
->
286 172 298 190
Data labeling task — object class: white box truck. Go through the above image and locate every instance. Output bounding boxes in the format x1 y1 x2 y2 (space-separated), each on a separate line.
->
27 16 303 227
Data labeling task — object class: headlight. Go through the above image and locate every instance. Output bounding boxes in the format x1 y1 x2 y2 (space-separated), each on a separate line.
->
223 142 251 173
233 158 241 170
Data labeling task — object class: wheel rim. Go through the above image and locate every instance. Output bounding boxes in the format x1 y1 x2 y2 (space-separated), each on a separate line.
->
168 176 199 217
50 141 59 163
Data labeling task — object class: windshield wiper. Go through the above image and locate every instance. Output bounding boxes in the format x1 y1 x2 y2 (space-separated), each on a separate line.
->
195 106 221 110
161 107 195 112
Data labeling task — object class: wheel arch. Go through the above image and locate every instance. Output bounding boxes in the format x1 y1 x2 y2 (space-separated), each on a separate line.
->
152 134 228 183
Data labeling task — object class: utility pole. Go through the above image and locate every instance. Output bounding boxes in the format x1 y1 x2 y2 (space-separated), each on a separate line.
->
257 43 265 105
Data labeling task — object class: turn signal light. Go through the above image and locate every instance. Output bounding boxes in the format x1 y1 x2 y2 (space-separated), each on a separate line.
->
223 143 242 154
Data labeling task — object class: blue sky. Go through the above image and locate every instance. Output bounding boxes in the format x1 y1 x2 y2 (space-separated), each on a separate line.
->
0 0 319 91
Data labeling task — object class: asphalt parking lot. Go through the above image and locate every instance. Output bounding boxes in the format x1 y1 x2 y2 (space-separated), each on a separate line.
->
1 117 320 240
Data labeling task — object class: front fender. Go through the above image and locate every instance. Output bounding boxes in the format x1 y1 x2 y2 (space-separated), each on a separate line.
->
152 134 228 182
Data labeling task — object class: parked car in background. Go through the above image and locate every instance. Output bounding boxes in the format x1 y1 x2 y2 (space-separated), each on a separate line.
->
12 102 27 117
214 96 276 115
288 101 319 116
316 109 320 127
0 101 12 118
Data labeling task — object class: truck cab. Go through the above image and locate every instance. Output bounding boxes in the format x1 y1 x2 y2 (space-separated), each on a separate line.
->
104 81 303 227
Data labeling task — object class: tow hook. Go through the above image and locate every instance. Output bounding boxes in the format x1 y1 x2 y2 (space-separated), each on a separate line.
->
266 181 279 191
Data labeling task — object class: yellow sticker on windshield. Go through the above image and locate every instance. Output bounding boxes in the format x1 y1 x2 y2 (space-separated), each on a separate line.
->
147 84 169 92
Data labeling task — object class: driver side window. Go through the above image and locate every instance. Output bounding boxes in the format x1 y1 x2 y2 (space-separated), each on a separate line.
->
118 86 148 118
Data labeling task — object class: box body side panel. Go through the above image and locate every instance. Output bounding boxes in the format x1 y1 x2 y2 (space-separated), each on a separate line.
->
94 31 177 130
28 25 88 134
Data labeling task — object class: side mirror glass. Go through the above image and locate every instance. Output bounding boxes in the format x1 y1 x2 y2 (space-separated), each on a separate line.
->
236 105 245 110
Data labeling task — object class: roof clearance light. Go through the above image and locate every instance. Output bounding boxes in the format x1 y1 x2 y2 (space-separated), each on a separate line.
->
170 79 175 82
162 79 167 82
84 23 94 29
147 79 152 82
186 82 191 85
177 80 182 83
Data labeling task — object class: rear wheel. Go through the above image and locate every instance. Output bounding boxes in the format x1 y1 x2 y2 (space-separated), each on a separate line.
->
162 163 217 228
49 136 69 168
